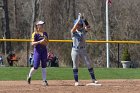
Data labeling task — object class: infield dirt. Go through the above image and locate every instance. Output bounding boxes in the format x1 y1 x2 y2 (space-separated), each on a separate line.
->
0 80 140 93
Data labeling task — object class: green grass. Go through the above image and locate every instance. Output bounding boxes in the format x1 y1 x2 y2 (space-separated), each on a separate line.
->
0 67 140 80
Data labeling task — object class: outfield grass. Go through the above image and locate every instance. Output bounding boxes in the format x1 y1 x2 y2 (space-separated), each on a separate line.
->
0 67 140 80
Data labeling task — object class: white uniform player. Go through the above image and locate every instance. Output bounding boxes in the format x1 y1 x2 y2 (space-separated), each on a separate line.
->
71 13 99 86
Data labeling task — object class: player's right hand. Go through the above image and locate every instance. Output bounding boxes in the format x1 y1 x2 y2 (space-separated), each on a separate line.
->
78 13 82 20
39 39 45 43
38 39 48 46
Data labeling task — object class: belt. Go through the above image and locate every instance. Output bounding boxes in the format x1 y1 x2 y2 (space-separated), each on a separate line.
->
72 46 85 49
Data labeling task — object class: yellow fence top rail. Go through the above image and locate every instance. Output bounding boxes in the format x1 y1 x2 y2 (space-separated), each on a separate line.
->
0 39 140 44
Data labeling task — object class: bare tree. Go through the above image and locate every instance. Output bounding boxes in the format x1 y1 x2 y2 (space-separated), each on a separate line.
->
3 0 12 53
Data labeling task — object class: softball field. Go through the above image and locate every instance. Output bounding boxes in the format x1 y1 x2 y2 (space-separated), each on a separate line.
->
0 80 140 93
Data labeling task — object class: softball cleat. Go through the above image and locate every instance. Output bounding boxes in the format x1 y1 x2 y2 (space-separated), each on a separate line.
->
27 76 31 84
74 82 79 86
42 80 48 86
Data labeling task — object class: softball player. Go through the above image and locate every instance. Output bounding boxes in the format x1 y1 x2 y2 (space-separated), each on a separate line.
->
71 13 98 86
27 20 49 86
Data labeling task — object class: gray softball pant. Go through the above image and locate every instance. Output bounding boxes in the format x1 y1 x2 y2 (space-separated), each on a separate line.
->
71 48 92 69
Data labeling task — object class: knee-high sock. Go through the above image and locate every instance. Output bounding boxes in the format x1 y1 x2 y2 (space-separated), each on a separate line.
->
88 68 96 80
28 67 36 78
73 69 78 82
42 68 46 81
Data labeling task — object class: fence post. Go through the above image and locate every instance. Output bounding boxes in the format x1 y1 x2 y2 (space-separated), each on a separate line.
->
117 43 120 68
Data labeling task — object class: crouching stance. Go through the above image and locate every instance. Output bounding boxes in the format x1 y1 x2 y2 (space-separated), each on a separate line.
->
27 20 49 86
71 13 100 86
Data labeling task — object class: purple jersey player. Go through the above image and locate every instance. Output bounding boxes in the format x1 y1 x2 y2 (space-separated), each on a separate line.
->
27 20 49 86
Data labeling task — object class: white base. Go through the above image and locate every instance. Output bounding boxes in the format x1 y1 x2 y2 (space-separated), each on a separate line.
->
86 83 102 86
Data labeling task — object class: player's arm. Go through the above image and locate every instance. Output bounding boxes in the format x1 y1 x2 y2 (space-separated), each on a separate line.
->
71 20 80 32
31 32 42 46
31 40 42 46
84 19 90 32
71 13 81 33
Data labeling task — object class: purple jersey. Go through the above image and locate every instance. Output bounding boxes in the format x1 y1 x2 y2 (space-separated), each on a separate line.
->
32 32 48 69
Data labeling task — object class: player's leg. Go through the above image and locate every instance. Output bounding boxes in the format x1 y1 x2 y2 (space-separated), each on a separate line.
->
27 50 40 84
79 49 97 82
40 50 48 86
9 60 12 66
41 56 47 82
11 60 13 66
71 49 79 86
27 67 35 84
7 58 10 66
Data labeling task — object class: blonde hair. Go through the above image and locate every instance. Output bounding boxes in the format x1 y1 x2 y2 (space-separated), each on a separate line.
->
33 25 41 33
34 26 38 33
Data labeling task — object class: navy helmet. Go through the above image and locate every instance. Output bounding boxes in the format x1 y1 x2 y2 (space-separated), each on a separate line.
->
73 19 84 25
